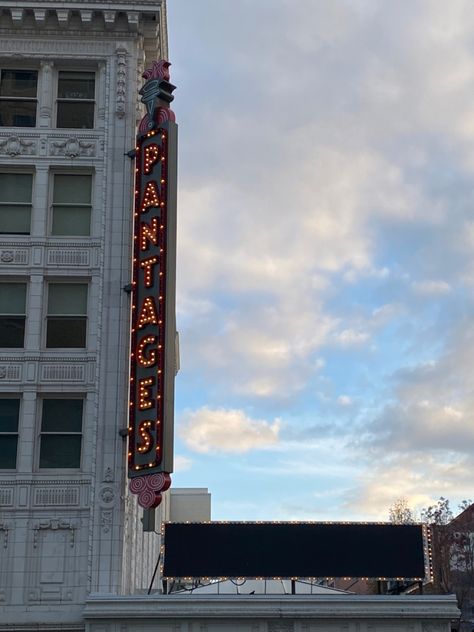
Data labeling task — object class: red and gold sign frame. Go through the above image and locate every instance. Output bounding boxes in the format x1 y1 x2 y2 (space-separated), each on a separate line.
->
128 61 177 508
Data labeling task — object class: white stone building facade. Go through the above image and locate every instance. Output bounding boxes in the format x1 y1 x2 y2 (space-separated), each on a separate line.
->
0 2 169 629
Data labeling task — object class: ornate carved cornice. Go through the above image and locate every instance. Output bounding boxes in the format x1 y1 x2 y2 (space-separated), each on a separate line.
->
0 4 165 35
0 5 168 63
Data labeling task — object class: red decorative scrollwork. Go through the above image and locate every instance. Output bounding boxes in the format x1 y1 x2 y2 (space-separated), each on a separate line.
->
129 473 171 508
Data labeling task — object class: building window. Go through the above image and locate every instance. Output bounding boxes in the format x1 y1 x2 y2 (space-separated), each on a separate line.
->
57 71 95 129
0 173 33 234
39 398 83 468
51 174 92 236
0 398 20 469
0 283 26 347
0 69 37 127
46 283 87 348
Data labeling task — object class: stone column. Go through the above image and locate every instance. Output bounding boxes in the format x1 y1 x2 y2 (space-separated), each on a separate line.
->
38 60 53 128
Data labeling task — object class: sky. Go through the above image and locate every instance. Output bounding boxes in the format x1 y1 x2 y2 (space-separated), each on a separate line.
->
166 0 474 521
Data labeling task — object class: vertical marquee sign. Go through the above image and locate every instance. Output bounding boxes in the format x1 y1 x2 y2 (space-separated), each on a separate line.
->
128 60 177 508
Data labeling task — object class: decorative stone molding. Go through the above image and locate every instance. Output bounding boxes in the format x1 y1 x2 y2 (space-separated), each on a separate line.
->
0 135 36 156
100 509 113 533
57 10 70 25
0 249 28 264
0 239 101 248
33 519 76 548
10 9 23 24
104 11 116 25
33 486 80 507
116 48 128 118
0 365 21 381
103 467 114 483
97 61 107 121
83 595 461 629
0 354 95 363
0 489 14 507
128 12 139 31
136 54 145 122
50 136 96 158
39 60 53 123
40 364 86 382
81 10 93 24
34 9 47 26
0 39 114 56
0 523 10 549
99 486 116 506
47 248 91 266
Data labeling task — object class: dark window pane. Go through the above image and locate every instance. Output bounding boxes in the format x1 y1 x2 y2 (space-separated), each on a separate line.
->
0 399 19 432
46 317 86 348
0 205 31 234
0 100 36 127
54 174 91 204
0 436 18 468
0 283 26 313
52 206 91 236
57 102 94 129
0 316 25 347
58 72 95 100
42 399 83 432
39 435 81 468
0 70 37 97
0 173 33 203
48 284 87 315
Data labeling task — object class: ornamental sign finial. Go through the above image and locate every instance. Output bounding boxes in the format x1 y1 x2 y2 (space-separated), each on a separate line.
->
138 60 176 135
128 60 178 509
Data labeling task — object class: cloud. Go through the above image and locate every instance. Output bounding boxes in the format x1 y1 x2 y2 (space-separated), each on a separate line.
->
411 280 451 295
169 0 474 519
174 455 193 472
337 395 353 406
344 452 474 520
365 321 474 454
179 407 281 454
333 329 370 347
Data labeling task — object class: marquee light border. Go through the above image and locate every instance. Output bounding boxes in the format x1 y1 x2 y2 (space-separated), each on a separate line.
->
128 60 177 509
160 521 433 583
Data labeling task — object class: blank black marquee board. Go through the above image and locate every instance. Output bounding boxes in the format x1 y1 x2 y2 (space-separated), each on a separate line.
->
162 522 427 580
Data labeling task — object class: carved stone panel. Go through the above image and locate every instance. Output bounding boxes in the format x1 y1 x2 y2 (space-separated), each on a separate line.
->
0 249 28 264
49 136 96 158
0 135 37 156
0 488 14 507
40 363 86 382
27 519 77 603
33 487 80 507
100 509 113 534
47 248 90 266
0 523 11 603
0 365 22 382
116 48 127 118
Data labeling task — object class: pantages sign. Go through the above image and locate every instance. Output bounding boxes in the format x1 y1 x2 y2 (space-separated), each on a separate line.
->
128 60 177 508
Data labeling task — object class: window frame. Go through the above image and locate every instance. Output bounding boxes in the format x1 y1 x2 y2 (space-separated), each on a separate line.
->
0 281 27 348
49 171 93 237
45 281 88 349
0 170 34 235
0 396 20 470
0 68 38 128
55 69 96 130
38 396 84 470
